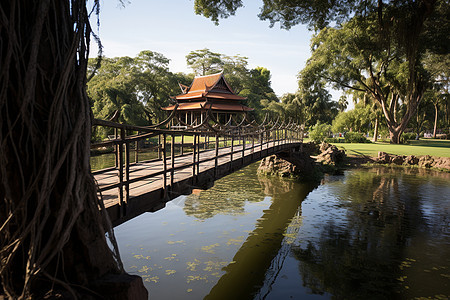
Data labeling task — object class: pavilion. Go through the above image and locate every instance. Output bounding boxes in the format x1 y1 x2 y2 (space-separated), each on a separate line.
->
162 71 253 127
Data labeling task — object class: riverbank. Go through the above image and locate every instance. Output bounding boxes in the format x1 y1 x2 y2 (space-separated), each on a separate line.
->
257 142 450 182
342 152 450 173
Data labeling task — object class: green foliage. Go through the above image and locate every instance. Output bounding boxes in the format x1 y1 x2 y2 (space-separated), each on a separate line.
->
297 80 338 127
402 133 417 141
332 102 373 133
309 122 332 143
325 137 341 143
193 0 449 144
186 48 223 76
344 132 370 143
87 51 180 125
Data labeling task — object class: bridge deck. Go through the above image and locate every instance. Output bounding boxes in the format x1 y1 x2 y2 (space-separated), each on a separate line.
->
94 139 301 226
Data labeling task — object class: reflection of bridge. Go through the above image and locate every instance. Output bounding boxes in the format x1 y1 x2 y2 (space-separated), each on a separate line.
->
91 110 303 226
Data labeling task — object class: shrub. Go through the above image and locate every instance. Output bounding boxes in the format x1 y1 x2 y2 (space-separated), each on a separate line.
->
309 122 332 143
344 132 370 143
402 132 417 141
325 137 340 143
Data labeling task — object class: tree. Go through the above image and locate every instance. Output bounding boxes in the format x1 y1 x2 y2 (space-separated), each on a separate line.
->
297 80 338 127
88 56 147 125
309 122 332 143
186 48 223 76
338 96 348 112
193 0 449 143
240 67 279 120
281 93 305 124
0 1 146 298
408 93 435 139
332 102 373 134
221 54 250 93
88 50 187 138
423 52 450 137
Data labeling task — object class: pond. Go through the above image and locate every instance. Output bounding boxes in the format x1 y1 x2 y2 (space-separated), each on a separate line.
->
114 163 450 299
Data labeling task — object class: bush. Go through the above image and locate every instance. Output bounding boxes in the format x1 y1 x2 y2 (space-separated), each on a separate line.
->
309 122 332 143
344 132 370 143
325 137 341 143
402 132 417 141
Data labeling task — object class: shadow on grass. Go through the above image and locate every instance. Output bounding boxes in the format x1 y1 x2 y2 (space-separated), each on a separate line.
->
408 139 450 148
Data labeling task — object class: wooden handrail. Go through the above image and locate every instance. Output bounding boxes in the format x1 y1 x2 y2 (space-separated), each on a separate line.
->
91 114 304 217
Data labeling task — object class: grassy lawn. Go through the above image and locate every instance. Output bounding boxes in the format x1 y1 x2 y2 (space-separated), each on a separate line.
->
334 139 450 158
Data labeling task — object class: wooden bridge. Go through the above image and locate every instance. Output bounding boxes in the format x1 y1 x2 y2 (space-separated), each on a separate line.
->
91 111 303 226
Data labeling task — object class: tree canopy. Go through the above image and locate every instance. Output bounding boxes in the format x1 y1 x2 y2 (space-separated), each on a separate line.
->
194 0 449 143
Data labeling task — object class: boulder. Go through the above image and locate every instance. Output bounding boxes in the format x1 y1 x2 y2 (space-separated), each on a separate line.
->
316 144 346 166
376 152 391 164
418 155 434 168
319 142 332 153
431 157 450 170
258 152 316 180
403 155 419 165
391 155 405 165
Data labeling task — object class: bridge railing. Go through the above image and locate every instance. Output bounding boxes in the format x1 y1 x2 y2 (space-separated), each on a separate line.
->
91 113 303 216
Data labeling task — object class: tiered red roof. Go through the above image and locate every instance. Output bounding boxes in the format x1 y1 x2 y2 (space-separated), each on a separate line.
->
162 72 253 112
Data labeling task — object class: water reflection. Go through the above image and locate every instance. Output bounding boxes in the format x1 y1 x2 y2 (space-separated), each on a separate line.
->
204 177 316 300
183 170 267 219
259 168 450 299
114 164 449 300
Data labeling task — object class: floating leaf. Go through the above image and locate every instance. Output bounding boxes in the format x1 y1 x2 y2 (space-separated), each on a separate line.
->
167 240 185 245
165 269 176 275
201 243 220 253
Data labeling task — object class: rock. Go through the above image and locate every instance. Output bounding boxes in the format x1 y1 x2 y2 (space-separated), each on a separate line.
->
418 155 434 168
391 155 405 165
376 152 391 164
257 152 316 180
319 142 332 153
403 155 419 165
316 145 346 166
431 157 450 170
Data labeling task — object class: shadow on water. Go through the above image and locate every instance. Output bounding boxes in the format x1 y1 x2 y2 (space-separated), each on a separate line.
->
204 176 317 300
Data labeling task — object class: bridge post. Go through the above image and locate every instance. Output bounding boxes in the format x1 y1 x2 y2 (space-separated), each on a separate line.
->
124 130 130 213
251 134 254 160
192 133 197 184
171 134 175 188
118 128 125 217
114 128 119 168
230 134 234 171
214 134 219 178
158 134 161 160
260 132 263 158
135 131 139 164
180 134 184 156
242 135 245 165
277 129 280 149
197 132 201 175
162 134 167 199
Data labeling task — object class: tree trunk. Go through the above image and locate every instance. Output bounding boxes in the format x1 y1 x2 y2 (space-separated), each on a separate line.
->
0 1 146 298
372 117 379 142
433 102 438 138
389 127 403 144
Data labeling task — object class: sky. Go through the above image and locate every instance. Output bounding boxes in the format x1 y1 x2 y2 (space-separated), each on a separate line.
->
89 0 326 99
